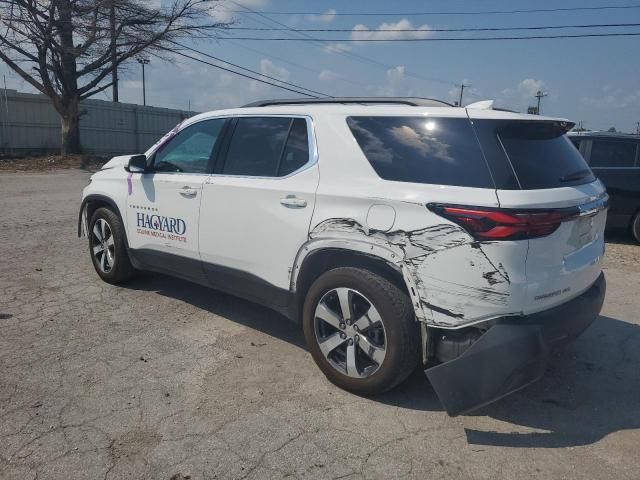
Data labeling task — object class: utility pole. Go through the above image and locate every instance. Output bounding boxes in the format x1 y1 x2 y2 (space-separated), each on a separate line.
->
110 2 118 102
636 121 640 135
457 81 470 107
137 58 150 106
535 90 548 115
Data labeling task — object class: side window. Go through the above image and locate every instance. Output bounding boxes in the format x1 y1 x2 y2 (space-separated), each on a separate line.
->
222 117 311 177
347 116 494 188
152 119 225 173
589 140 637 168
279 118 309 176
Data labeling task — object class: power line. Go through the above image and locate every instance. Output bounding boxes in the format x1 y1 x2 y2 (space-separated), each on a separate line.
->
225 39 368 89
171 42 331 97
220 4 640 17
218 32 640 42
224 22 640 33
219 15 370 88
169 49 320 97
228 0 458 87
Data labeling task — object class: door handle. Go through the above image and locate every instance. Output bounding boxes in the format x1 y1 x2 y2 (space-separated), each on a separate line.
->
280 195 307 209
179 186 198 198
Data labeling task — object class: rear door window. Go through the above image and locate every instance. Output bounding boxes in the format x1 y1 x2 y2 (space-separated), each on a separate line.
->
589 139 638 168
496 122 595 189
221 117 310 177
346 116 494 188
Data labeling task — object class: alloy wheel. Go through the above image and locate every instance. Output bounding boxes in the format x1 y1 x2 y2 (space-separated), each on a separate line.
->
314 287 387 379
91 218 115 273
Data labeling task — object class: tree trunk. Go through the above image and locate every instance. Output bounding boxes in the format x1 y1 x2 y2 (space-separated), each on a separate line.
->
59 100 81 155
57 0 82 155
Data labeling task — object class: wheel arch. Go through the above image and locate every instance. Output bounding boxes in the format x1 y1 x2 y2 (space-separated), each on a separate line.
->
79 194 129 248
292 245 411 319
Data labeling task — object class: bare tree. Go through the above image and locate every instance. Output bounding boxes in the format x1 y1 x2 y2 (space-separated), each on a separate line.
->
0 0 229 154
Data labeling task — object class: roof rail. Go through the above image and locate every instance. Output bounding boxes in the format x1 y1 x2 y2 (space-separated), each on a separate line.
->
242 97 453 108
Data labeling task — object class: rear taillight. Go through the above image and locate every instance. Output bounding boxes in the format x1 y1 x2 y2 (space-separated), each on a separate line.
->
428 204 574 240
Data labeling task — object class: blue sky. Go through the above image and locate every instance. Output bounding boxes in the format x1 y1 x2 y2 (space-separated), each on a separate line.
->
1 0 639 132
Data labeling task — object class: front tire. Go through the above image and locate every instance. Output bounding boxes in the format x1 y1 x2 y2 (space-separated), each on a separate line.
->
302 267 420 396
631 211 640 244
88 207 135 284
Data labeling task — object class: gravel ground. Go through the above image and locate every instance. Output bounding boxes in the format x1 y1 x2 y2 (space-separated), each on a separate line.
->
0 155 106 173
1 170 639 480
603 231 640 272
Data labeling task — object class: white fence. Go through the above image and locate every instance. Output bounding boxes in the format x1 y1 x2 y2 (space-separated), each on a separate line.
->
0 88 197 155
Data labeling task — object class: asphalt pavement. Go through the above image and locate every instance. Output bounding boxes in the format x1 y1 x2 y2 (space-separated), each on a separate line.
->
1 170 638 480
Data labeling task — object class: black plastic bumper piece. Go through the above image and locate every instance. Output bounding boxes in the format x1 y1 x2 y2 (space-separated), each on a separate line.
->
425 272 606 416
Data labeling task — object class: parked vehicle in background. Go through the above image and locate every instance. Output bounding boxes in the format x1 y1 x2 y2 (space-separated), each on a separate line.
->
569 131 640 243
79 97 608 416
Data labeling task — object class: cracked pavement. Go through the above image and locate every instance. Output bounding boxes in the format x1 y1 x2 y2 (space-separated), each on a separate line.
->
1 170 639 480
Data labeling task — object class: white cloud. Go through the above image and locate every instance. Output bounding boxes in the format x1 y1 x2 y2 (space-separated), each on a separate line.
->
250 58 290 92
319 70 340 82
518 78 545 97
260 58 289 81
351 18 433 42
496 78 547 110
306 9 336 24
368 65 411 97
386 65 405 84
323 42 352 54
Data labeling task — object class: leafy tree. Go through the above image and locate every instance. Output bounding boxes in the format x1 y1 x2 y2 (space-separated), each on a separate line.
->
0 0 229 153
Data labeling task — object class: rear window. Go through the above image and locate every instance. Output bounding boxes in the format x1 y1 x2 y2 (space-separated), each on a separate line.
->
589 139 637 168
346 116 494 188
497 122 595 189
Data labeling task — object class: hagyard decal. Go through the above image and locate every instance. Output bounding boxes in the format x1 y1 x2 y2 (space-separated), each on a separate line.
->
135 211 187 243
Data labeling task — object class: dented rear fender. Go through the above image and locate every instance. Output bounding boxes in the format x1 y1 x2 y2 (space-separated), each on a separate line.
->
295 216 528 329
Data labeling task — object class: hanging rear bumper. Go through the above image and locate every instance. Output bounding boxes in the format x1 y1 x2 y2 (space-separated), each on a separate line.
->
425 272 606 416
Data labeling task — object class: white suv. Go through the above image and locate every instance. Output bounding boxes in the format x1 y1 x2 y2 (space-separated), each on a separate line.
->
79 97 607 415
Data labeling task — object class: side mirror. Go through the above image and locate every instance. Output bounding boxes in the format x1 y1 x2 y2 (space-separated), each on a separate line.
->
126 154 148 173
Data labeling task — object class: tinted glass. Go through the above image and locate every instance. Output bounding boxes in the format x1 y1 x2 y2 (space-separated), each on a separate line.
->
590 140 637 168
279 118 310 176
346 116 494 188
153 119 225 173
497 122 595 189
223 117 291 176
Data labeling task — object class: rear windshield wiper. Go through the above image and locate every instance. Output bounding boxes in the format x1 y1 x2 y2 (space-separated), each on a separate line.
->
560 169 591 183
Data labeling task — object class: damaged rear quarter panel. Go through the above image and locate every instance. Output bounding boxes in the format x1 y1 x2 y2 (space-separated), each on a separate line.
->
300 207 528 328
299 112 527 328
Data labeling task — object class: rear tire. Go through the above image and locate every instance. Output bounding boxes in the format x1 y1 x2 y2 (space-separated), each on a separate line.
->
302 267 420 396
631 212 640 244
88 207 135 284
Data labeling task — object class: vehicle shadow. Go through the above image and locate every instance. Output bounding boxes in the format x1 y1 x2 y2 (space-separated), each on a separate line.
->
378 314 640 448
605 228 636 245
124 272 306 349
122 274 639 449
